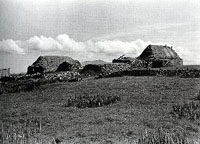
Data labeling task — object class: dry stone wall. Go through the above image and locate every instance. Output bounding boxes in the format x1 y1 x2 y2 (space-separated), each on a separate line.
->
43 71 81 82
82 63 132 77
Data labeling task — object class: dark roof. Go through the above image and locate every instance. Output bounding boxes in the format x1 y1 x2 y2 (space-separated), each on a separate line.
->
139 45 181 59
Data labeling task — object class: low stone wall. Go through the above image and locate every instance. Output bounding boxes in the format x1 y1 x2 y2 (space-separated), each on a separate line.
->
81 63 132 77
98 68 200 78
43 71 81 82
0 71 82 94
82 63 200 78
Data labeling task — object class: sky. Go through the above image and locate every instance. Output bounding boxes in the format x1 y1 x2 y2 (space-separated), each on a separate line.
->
0 0 200 73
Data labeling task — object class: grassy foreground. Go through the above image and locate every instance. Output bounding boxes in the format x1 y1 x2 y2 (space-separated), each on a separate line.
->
1 76 200 143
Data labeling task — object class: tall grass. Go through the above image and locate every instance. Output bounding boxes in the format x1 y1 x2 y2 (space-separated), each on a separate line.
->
196 91 200 101
138 92 200 144
0 118 41 144
171 101 200 121
137 128 193 144
0 117 58 144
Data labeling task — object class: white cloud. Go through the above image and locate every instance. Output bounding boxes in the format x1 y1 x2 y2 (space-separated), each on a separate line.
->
0 39 25 54
89 39 148 57
0 34 199 64
173 46 200 65
56 34 85 52
26 36 63 51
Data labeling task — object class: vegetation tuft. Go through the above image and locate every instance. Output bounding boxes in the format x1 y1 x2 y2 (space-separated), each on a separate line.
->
65 94 121 108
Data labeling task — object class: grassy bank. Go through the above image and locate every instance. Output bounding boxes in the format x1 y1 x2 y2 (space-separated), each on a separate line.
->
1 76 200 143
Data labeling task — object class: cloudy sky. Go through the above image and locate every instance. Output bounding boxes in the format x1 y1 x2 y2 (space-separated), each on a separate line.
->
0 0 200 73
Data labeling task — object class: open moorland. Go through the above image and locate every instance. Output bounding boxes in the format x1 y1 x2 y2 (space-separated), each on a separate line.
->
1 76 200 143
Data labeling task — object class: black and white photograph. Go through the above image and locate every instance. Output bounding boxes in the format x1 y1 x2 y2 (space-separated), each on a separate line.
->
0 0 200 143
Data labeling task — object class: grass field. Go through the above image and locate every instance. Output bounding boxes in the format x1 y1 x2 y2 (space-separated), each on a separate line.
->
1 76 200 143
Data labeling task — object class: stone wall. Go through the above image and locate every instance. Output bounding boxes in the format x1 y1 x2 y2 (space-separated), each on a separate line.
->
81 63 132 77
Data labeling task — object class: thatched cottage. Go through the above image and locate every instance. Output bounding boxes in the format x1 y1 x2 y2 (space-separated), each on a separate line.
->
27 56 81 74
138 45 183 68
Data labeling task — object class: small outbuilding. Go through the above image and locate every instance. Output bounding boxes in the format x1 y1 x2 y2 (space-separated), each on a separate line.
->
138 45 183 68
112 55 147 68
0 68 10 78
112 55 136 64
27 56 81 74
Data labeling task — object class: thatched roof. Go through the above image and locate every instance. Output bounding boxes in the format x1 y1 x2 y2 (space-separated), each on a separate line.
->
139 45 181 60
27 56 81 74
